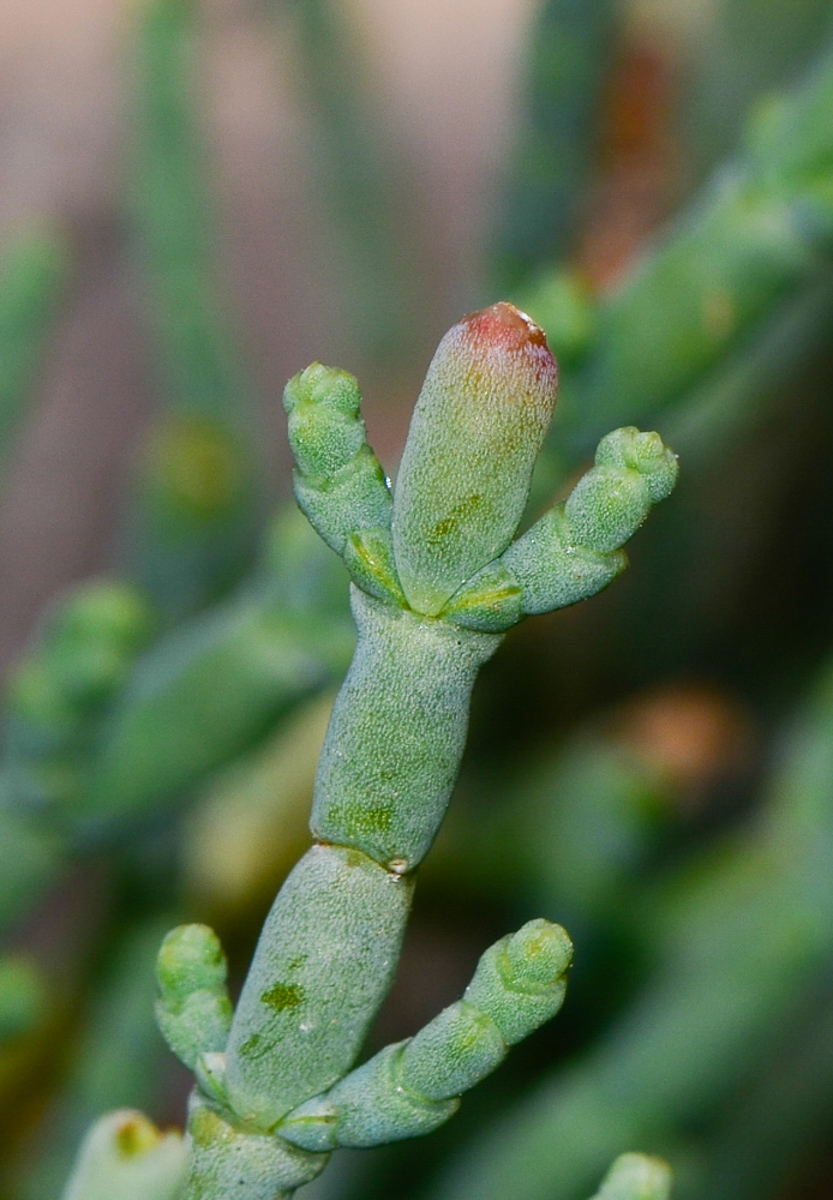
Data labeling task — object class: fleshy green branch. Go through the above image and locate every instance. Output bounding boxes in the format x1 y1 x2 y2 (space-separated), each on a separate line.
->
453 427 678 630
0 510 350 938
150 302 678 1197
223 843 415 1128
82 511 352 826
279 919 572 1150
155 925 232 1072
285 364 393 558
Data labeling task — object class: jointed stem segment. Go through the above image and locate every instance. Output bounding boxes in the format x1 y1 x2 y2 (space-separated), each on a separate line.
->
151 303 678 1197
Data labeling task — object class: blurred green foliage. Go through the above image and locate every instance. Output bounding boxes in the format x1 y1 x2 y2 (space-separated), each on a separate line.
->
494 0 617 290
129 0 265 620
3 0 833 1198
0 233 68 476
269 0 416 356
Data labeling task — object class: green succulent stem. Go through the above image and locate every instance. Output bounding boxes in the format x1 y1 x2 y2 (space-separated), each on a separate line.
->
152 303 678 1196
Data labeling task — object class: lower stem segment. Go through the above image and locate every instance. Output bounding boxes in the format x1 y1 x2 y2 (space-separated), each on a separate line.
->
184 1093 327 1199
223 843 414 1130
311 587 502 871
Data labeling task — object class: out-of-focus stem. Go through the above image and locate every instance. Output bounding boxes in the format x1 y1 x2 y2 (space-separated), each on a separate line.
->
494 0 617 291
129 0 264 618
0 230 69 478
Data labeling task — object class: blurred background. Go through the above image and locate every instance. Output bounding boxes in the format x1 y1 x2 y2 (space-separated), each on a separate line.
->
3 0 833 1197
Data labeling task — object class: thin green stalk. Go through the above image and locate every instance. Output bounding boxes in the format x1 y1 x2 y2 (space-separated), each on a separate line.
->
432 730 673 927
680 0 833 184
697 985 833 1200
0 958 44 1044
658 275 833 465
0 791 63 935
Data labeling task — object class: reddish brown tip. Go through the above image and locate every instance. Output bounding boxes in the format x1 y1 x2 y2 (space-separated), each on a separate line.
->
452 302 558 407
460 302 550 353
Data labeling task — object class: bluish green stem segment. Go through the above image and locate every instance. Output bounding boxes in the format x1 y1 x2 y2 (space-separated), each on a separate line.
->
185 1095 326 1200
310 588 501 870
224 844 414 1128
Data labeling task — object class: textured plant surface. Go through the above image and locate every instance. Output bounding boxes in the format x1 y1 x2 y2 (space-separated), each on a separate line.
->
119 301 679 1198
